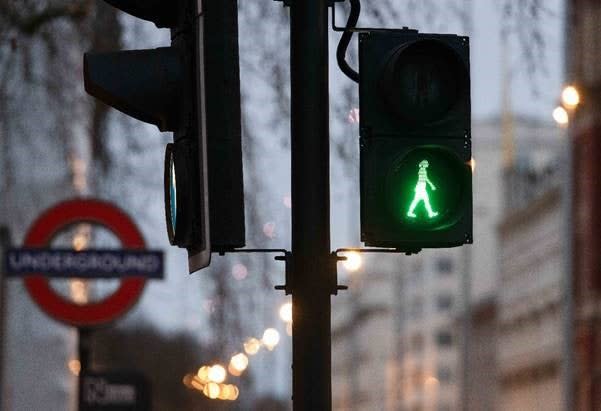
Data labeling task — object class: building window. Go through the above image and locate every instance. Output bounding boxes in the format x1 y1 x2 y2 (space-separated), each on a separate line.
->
436 330 453 347
436 257 453 274
436 294 454 312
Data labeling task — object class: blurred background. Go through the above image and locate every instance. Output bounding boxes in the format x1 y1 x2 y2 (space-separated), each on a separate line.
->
2 0 599 410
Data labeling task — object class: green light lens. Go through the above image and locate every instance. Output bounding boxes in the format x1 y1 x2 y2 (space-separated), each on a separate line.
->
386 147 466 230
406 159 439 220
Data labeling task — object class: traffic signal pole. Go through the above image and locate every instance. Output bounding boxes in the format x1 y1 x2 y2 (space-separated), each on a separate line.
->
290 0 333 409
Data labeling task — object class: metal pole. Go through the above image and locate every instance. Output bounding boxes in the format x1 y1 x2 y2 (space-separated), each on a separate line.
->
0 227 10 411
289 0 332 409
77 328 91 411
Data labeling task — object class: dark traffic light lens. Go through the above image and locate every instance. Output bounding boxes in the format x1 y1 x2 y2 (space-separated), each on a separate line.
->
380 39 468 126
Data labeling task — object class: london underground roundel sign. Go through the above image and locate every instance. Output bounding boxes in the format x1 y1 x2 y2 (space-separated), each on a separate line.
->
21 199 148 327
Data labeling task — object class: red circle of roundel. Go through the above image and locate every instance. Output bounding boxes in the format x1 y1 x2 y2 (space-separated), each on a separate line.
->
23 199 147 327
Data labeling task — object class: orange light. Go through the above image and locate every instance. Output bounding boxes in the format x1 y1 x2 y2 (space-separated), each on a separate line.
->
203 382 221 399
561 85 580 109
262 328 280 351
196 365 210 383
342 251 362 271
244 337 261 356
208 364 227 383
68 359 81 376
553 106 569 127
279 302 292 323
229 353 249 374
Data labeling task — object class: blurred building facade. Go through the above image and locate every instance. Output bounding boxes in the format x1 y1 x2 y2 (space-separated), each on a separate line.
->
568 1 601 409
331 116 563 411
497 172 563 411
332 262 399 411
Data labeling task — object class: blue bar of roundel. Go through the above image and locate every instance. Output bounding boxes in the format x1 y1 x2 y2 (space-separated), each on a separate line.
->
4 248 164 279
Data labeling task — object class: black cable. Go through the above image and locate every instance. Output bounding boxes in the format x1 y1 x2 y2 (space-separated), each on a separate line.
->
336 0 361 83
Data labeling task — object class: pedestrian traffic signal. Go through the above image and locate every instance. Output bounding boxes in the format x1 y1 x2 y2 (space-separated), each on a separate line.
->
359 29 472 249
84 0 246 272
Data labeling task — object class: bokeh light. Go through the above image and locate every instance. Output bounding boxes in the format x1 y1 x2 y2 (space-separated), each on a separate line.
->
204 382 221 399
469 158 476 173
553 106 569 127
283 195 292 209
208 364 227 383
69 280 89 305
348 107 360 124
232 263 248 280
229 353 249 374
561 85 580 109
262 328 280 351
263 222 277 239
67 359 81 376
197 366 211 383
342 251 362 271
244 337 261 356
279 302 292 323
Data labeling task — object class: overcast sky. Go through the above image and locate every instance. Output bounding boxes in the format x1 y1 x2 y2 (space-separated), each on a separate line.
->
470 0 564 120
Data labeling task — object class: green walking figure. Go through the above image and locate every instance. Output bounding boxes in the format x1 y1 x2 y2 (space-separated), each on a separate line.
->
407 159 439 219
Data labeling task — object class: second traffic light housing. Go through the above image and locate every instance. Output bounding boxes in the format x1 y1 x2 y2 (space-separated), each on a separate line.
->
84 0 246 273
359 29 472 250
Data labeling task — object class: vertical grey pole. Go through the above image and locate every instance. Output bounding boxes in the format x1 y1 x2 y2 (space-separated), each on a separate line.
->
0 226 10 411
289 0 332 409
77 328 91 411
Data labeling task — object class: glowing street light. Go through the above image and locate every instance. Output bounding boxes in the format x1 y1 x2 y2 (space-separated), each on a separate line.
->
204 382 221 399
197 365 211 383
229 353 249 375
262 328 280 351
553 106 569 127
342 251 362 271
279 302 292 323
67 359 81 376
208 364 227 383
561 85 580 109
243 337 261 356
469 157 476 173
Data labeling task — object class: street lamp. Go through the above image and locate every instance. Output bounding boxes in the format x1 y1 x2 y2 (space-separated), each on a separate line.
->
561 85 580 109
553 106 569 127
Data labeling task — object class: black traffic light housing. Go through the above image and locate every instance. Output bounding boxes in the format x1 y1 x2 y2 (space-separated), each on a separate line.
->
359 29 472 249
84 0 245 272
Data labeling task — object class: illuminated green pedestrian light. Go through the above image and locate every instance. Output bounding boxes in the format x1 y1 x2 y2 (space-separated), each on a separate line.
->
406 159 439 219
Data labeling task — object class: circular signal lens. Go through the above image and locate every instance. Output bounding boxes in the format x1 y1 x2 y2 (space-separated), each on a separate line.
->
380 39 468 125
164 144 178 244
386 146 468 231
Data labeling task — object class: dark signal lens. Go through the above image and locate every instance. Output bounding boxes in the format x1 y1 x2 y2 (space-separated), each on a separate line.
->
380 40 468 125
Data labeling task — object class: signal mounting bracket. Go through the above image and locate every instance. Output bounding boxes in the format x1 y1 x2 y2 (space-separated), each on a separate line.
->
274 0 345 8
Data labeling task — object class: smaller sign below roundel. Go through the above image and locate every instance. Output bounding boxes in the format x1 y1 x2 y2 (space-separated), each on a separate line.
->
79 371 150 411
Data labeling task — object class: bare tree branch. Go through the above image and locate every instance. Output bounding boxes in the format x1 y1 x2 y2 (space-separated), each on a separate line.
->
0 0 91 36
